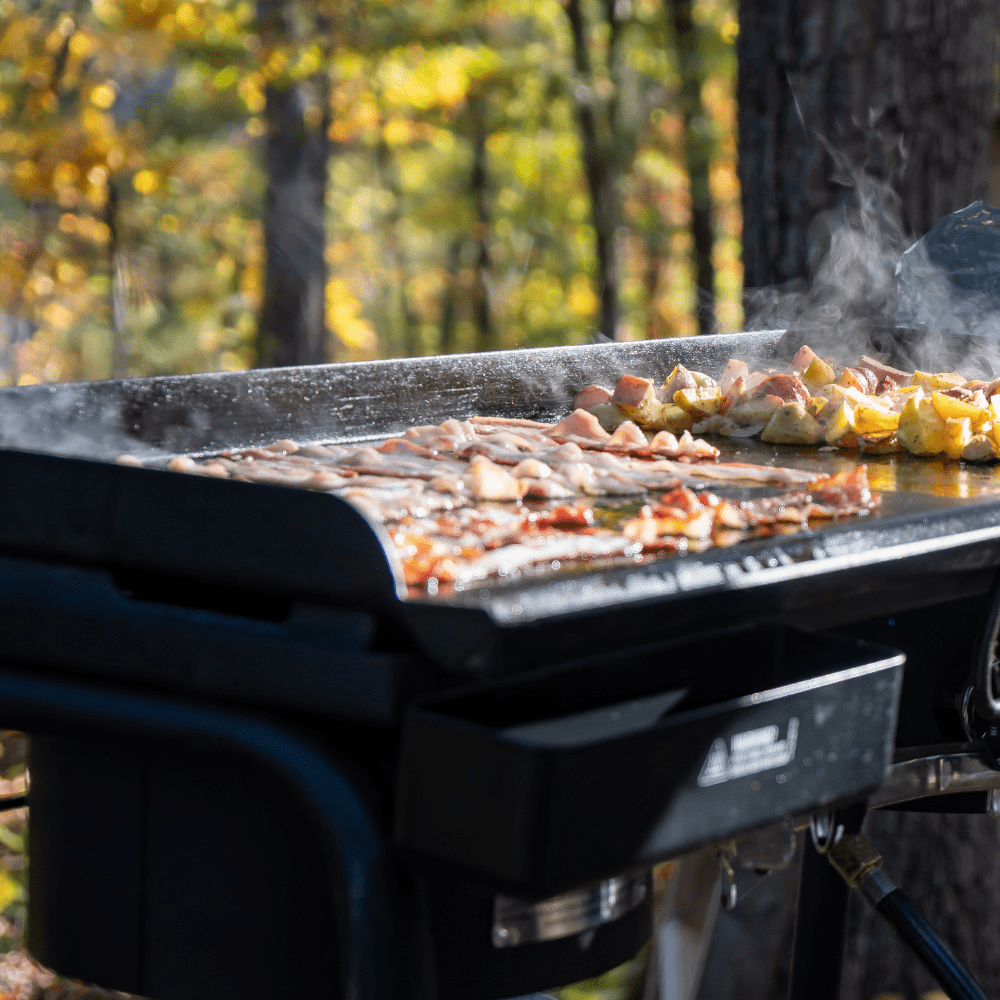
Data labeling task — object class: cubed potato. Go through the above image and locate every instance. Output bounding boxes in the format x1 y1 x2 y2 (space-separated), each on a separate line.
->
897 395 948 456
943 417 972 461
652 403 694 434
822 383 890 411
729 395 783 426
674 385 722 420
853 403 899 439
801 356 836 390
930 390 989 431
760 402 823 444
661 364 698 399
824 400 859 448
911 370 967 391
588 402 629 433
962 434 999 463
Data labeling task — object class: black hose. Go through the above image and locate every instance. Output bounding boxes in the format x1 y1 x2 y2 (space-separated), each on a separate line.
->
875 888 991 1000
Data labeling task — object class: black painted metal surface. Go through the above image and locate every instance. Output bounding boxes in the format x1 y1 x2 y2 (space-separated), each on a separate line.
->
0 328 999 681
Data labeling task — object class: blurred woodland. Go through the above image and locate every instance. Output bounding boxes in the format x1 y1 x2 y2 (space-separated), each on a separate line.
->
0 0 741 387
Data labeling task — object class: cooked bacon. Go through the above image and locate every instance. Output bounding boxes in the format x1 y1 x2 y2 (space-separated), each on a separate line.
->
548 408 612 441
169 404 884 593
607 421 648 448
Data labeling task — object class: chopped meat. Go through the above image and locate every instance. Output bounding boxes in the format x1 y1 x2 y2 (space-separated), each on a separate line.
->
574 384 613 410
751 374 811 406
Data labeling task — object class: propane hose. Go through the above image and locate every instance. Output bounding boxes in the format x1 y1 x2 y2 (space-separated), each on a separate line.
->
826 833 990 1000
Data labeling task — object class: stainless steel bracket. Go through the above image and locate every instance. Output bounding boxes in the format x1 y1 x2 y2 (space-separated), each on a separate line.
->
870 743 1000 810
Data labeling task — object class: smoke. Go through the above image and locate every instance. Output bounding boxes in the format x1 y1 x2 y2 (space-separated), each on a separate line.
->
743 128 1000 379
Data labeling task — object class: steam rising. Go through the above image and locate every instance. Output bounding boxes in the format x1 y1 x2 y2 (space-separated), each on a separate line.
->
744 141 1000 379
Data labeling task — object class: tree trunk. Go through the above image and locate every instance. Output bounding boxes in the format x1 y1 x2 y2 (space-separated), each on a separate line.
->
738 0 997 295
734 2 1000 995
469 94 497 353
566 0 620 341
256 2 331 368
668 0 716 335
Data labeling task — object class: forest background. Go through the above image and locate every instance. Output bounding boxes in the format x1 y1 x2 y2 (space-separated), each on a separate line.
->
0 0 741 387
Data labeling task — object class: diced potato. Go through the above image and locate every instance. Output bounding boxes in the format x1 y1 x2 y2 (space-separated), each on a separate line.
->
853 403 899 439
943 417 972 460
930 390 989 431
806 396 828 419
691 371 718 391
962 434 999 463
801 356 836 390
611 374 662 427
588 402 628 433
824 400 859 448
897 395 948 456
652 403 694 434
822 383 890 411
760 402 823 444
962 434 1000 462
661 364 698 399
911 370 966 391
673 385 722 420
729 395 783 426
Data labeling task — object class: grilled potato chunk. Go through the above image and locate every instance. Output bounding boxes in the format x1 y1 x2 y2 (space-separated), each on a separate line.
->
853 403 899 439
801 356 836 390
760 402 823 444
729 395 783 426
588 402 628 433
897 394 948 455
654 403 695 434
824 400 859 448
911 370 966 391
930 390 989 431
961 434 999 462
673 385 722 420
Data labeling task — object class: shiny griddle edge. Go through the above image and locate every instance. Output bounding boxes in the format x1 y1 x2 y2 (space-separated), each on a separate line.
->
0 329 999 674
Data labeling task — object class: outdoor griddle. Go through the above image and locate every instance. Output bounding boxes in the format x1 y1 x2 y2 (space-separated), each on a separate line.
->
0 329 997 1000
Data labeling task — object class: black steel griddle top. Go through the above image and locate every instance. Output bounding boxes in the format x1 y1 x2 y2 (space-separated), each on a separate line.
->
1 329 1000 671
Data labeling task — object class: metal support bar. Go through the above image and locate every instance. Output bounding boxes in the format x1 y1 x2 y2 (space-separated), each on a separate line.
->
0 664 394 1000
870 744 1000 810
787 804 866 1000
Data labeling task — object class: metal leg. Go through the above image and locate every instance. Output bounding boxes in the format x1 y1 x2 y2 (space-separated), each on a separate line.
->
787 804 866 1000
0 665 397 1000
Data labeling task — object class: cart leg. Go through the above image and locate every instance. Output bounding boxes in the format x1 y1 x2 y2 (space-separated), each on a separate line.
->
787 804 866 1000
